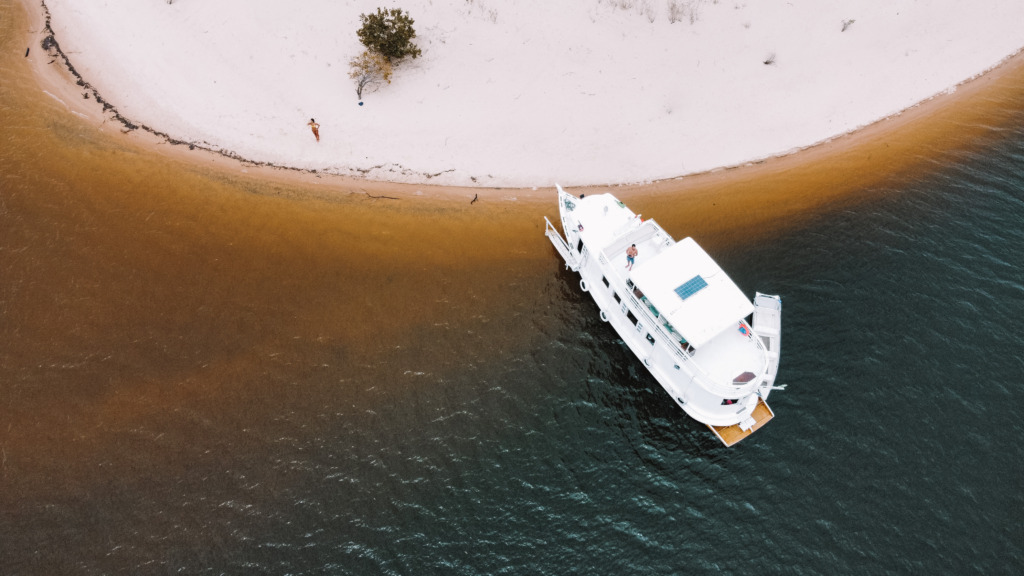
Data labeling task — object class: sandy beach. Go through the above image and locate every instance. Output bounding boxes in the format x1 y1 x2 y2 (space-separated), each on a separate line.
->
29 0 1024 189
15 0 1024 225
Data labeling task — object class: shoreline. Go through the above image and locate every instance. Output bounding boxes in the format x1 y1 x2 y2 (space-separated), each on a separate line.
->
36 0 1024 188
17 0 1024 207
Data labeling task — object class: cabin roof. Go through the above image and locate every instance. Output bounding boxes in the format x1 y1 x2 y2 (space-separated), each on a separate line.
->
629 237 753 348
571 193 637 250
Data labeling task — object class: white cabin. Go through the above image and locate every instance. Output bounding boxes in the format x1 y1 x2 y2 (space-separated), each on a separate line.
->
545 186 783 446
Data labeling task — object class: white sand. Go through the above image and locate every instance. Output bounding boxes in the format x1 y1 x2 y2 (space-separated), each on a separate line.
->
42 0 1024 188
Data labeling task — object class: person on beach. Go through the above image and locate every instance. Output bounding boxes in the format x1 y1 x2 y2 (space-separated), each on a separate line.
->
626 244 638 270
307 118 320 142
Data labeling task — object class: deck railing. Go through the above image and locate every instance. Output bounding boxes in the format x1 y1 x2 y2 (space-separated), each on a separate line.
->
544 217 579 271
621 288 768 399
548 211 768 399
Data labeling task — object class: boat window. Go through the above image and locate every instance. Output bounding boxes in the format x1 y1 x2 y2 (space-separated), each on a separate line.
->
613 292 621 303
601 276 610 288
576 239 584 253
646 333 655 345
721 398 740 405
627 310 638 326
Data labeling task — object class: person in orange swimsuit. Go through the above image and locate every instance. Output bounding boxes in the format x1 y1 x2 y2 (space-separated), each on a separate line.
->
307 118 320 142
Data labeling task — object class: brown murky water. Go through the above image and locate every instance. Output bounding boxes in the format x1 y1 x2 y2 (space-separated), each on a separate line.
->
4 1 1024 572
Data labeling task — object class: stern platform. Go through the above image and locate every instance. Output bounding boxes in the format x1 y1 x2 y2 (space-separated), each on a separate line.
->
708 398 775 447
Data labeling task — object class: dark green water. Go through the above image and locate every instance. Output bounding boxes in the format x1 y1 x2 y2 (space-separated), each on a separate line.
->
2 1 1023 573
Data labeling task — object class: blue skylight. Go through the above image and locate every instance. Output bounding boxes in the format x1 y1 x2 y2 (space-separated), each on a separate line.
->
674 275 708 300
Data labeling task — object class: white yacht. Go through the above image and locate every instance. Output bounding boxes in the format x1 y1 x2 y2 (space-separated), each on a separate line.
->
544 185 783 446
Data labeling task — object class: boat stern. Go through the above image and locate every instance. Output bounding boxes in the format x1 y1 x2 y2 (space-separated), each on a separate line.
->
708 397 775 447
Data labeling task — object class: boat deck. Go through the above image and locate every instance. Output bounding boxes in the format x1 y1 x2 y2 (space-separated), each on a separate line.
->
603 223 670 286
708 397 774 447
693 324 765 385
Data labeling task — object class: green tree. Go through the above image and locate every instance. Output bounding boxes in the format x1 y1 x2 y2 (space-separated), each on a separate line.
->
357 8 422 62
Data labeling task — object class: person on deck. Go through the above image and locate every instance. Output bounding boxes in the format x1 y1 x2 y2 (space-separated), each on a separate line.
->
626 244 638 271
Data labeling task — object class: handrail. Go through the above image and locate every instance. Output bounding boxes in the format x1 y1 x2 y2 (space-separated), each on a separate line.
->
603 218 672 258
544 216 579 271
551 211 767 398
621 288 766 398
